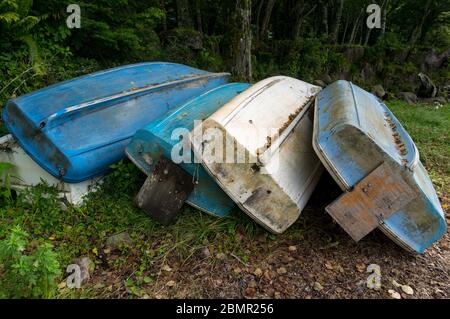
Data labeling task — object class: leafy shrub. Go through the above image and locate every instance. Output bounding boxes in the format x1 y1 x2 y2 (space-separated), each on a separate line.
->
0 226 61 298
0 162 16 202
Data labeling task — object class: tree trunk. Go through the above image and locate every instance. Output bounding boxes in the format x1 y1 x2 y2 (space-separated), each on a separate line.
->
293 4 317 39
348 9 363 44
234 0 252 82
364 28 372 46
322 3 329 36
408 0 432 48
159 0 167 32
195 0 203 34
260 0 276 40
176 0 193 28
341 15 349 44
331 0 344 43
380 0 389 38
255 0 265 42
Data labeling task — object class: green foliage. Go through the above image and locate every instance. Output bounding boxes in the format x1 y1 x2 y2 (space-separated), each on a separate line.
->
69 2 164 62
0 0 46 75
108 160 144 194
387 101 450 182
0 226 61 298
0 162 16 201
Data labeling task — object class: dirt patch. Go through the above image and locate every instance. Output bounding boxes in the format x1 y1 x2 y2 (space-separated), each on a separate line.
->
85 174 450 299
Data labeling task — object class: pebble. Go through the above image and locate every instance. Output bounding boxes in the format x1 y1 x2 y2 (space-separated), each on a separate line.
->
277 267 287 275
314 282 324 291
254 268 263 277
401 285 414 295
388 289 401 299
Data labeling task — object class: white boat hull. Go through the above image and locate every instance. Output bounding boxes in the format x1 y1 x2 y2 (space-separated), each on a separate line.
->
0 134 99 205
190 76 323 233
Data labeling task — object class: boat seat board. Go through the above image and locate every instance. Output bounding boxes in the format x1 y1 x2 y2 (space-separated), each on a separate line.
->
326 162 417 242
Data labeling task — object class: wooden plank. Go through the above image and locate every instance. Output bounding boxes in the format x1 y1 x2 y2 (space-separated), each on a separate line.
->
326 162 417 242
135 156 194 225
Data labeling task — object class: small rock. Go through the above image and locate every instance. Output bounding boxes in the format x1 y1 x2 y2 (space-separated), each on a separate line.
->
276 267 287 275
401 285 414 295
201 246 211 258
266 287 275 297
322 74 333 85
244 287 256 297
313 80 326 88
398 92 418 105
166 280 176 287
417 73 437 98
247 280 257 288
388 289 402 299
288 246 297 252
58 281 67 289
216 252 226 260
433 96 447 104
356 263 366 273
372 85 387 100
313 282 324 291
325 262 334 270
161 265 172 272
254 268 263 277
106 232 134 250
72 256 95 284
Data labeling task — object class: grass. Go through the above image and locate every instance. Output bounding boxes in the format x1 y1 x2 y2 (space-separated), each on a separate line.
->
387 100 450 193
0 100 448 298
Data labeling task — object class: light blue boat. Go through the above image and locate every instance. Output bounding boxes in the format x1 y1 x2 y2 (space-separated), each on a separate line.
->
126 83 251 217
2 62 229 182
313 80 446 253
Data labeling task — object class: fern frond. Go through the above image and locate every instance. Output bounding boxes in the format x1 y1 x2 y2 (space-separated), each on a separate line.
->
0 0 19 12
17 15 39 30
0 11 20 25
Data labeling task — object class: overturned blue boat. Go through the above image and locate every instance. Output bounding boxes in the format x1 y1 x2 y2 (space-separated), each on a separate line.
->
2 62 229 182
313 80 447 253
126 83 251 217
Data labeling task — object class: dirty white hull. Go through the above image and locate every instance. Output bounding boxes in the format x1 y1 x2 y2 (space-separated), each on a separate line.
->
190 76 323 234
0 134 100 205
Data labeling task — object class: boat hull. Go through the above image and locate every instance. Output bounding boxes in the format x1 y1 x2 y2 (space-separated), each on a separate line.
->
126 83 251 217
191 76 323 233
2 62 229 182
313 80 447 253
0 134 98 205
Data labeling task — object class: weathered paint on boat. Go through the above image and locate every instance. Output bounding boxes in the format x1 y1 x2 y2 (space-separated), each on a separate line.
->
126 83 251 217
0 134 99 205
2 62 229 182
312 80 447 253
191 76 323 233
